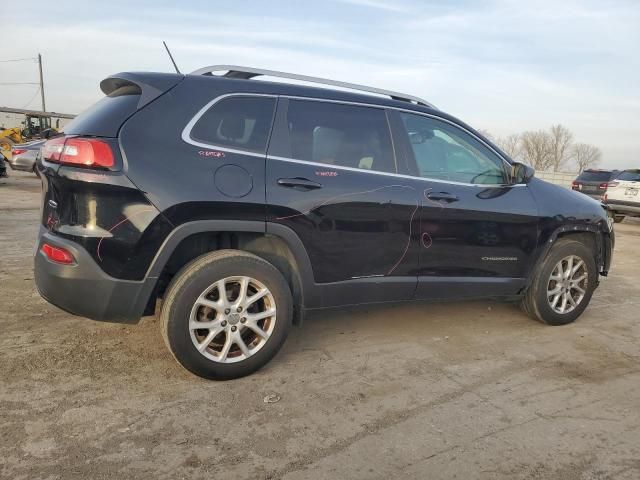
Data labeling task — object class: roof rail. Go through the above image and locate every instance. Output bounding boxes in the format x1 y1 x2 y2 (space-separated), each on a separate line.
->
190 65 437 109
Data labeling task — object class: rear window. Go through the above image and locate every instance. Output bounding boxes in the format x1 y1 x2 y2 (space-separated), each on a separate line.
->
190 96 276 154
617 170 640 182
63 86 141 137
284 100 395 173
577 170 614 182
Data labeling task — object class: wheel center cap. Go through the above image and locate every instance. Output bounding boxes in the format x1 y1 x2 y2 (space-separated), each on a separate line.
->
228 313 241 325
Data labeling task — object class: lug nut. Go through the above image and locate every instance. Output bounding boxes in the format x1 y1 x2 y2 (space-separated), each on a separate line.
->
240 317 246 324
221 320 227 327
236 307 242 312
224 308 230 314
231 326 237 332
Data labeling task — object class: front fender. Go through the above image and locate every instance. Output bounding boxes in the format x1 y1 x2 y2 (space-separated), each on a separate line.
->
526 223 612 290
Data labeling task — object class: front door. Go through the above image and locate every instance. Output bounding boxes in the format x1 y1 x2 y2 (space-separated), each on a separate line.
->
266 98 419 307
389 110 540 299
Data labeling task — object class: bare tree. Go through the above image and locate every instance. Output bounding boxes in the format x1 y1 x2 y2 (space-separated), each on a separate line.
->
495 133 521 160
548 124 573 171
477 124 601 174
571 143 602 173
477 129 498 146
520 130 553 170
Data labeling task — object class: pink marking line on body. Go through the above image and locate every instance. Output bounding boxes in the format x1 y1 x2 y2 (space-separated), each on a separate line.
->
421 232 433 249
96 208 156 262
386 200 420 276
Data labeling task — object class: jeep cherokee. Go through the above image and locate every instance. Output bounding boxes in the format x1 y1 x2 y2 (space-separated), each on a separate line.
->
34 66 614 380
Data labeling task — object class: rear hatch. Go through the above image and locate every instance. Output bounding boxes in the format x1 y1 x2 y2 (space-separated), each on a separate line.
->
606 169 640 204
37 72 182 279
572 170 615 196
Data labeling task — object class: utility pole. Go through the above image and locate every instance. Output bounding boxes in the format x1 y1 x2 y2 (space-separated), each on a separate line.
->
38 53 46 112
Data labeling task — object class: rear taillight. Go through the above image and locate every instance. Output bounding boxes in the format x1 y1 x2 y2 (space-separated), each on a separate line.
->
571 181 580 190
42 137 66 162
60 138 114 168
607 181 619 188
598 182 608 190
41 243 75 265
12 148 27 155
42 137 114 169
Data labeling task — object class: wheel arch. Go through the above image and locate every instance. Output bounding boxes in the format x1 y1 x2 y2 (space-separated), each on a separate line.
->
143 220 315 325
526 224 605 290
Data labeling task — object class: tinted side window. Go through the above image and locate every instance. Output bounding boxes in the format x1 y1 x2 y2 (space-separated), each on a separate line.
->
286 100 395 173
399 112 506 185
618 170 640 181
190 96 276 153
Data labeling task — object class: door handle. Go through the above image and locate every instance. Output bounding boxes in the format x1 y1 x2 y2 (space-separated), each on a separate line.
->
277 178 322 190
426 191 458 203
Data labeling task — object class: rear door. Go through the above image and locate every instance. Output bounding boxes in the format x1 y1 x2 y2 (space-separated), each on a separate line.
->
389 110 540 299
266 98 419 307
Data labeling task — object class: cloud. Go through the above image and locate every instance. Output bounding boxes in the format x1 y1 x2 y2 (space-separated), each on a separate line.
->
333 0 414 13
1 0 638 168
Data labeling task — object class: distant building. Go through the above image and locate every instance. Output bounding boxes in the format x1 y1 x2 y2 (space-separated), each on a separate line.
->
0 109 75 131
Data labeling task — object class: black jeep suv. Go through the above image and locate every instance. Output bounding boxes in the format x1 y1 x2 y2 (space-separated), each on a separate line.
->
35 66 614 380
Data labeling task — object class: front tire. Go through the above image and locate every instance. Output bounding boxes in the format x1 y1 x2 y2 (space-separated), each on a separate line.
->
160 250 293 380
521 239 597 326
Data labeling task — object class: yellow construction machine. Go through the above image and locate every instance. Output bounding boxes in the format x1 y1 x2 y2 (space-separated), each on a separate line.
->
0 112 63 158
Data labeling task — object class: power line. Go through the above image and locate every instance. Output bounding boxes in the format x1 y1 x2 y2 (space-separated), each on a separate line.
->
21 86 41 109
0 57 37 63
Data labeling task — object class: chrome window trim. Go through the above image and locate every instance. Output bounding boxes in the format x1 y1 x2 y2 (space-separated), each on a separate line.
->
266 154 522 187
181 93 278 158
182 92 522 188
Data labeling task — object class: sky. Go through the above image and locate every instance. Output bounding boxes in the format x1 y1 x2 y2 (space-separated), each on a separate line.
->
2 0 639 169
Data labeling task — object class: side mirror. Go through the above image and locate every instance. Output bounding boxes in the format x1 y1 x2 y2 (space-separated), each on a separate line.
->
511 162 535 184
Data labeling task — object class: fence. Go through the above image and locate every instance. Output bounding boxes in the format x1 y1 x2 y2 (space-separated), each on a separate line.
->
534 170 577 188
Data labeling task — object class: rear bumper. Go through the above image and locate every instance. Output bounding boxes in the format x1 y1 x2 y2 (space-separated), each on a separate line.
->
584 193 604 200
34 229 153 324
605 200 640 216
573 189 603 200
9 153 37 171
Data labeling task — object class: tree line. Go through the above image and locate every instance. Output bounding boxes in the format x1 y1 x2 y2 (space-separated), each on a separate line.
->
483 125 602 173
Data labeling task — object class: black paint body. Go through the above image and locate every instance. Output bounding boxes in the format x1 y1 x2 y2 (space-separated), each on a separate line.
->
34 72 614 323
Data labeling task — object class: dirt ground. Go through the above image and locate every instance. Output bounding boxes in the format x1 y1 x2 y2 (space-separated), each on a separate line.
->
1 170 639 480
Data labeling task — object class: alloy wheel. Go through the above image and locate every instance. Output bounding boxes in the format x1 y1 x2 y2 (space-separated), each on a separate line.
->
189 276 277 363
547 255 589 314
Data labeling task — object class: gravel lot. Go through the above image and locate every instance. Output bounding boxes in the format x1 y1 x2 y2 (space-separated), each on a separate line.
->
1 170 639 480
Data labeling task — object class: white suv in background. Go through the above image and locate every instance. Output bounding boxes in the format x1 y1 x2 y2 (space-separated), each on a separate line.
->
604 169 640 223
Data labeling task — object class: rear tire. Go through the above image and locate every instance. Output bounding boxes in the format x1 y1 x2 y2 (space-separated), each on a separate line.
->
613 215 625 223
160 250 293 380
521 239 597 326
